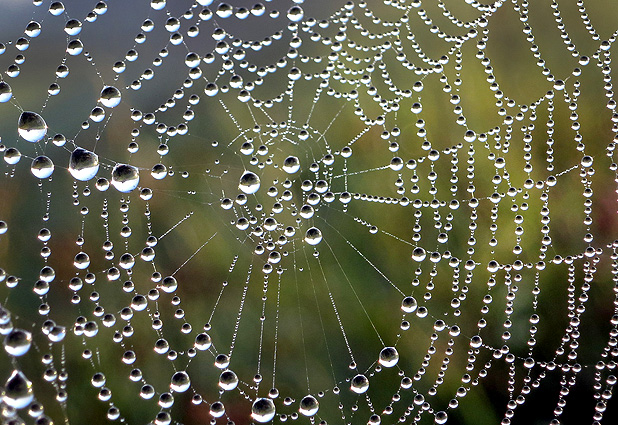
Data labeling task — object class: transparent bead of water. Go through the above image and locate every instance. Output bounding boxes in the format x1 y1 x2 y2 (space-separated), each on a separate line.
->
31 156 54 179
170 371 190 392
287 6 304 22
111 164 139 192
64 19 82 35
48 326 66 342
49 1 65 16
67 39 83 55
194 333 212 350
73 252 90 269
214 354 230 369
4 370 33 409
119 253 135 269
411 247 426 262
151 164 167 179
218 370 238 390
470 335 483 348
251 398 276 423
239 171 260 194
305 227 322 245
4 147 21 165
379 347 399 367
210 401 225 418
25 21 42 37
401 296 418 313
4 329 32 356
282 156 300 173
0 221 7 235
100 86 121 108
350 374 369 394
435 411 448 424
18 111 47 143
69 148 99 181
0 81 12 102
299 395 319 416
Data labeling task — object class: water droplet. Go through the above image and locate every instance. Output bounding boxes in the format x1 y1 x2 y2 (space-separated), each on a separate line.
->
18 111 47 142
210 401 225 417
379 347 399 367
151 163 167 179
4 147 21 165
287 6 304 22
100 86 121 108
69 148 99 181
282 156 300 173
64 19 82 35
470 335 482 348
239 171 260 194
581 155 593 167
3 329 32 356
411 247 426 262
66 39 83 55
401 296 417 313
435 411 448 424
218 370 238 390
4 370 33 409
0 81 12 102
25 21 42 38
194 333 212 350
30 156 54 179
251 398 276 423
305 227 322 245
170 371 190 392
299 395 319 416
350 374 369 394
73 252 90 269
111 164 139 192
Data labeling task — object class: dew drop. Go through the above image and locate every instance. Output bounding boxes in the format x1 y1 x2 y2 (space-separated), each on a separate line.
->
581 155 593 167
111 164 140 193
411 247 426 262
305 227 322 245
251 398 276 423
218 370 238 390
401 296 417 313
3 329 32 356
170 371 190 392
69 148 99 181
100 86 121 108
282 156 300 173
435 411 448 424
239 171 260 194
30 156 54 179
18 111 47 143
0 81 13 102
378 347 399 367
350 374 369 394
4 370 33 409
73 252 90 269
299 395 319 416
287 6 304 22
4 147 21 165
210 401 225 418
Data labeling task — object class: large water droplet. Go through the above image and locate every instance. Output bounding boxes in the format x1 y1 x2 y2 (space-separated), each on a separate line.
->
4 147 21 165
18 111 47 142
435 411 448 424
251 398 276 423
73 252 90 269
350 374 369 394
239 171 260 194
287 6 304 22
305 227 322 245
3 329 32 356
170 371 190 392
411 247 426 262
379 347 399 367
111 164 139 192
100 86 121 108
401 296 417 313
299 395 319 416
282 156 300 173
69 148 99 181
4 370 33 409
218 370 238 391
31 156 54 179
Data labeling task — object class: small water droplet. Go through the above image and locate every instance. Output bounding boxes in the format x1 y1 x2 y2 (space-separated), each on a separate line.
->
299 395 319 416
69 148 99 181
170 371 190 392
218 370 238 390
100 86 121 108
3 329 32 356
350 374 369 394
282 156 300 173
4 370 33 409
378 347 399 367
305 227 322 245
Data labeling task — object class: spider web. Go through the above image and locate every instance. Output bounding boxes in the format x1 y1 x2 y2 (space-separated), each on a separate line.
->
1 1 618 424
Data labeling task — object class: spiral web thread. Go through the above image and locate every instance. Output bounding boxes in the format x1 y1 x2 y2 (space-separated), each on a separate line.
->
1 0 618 424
